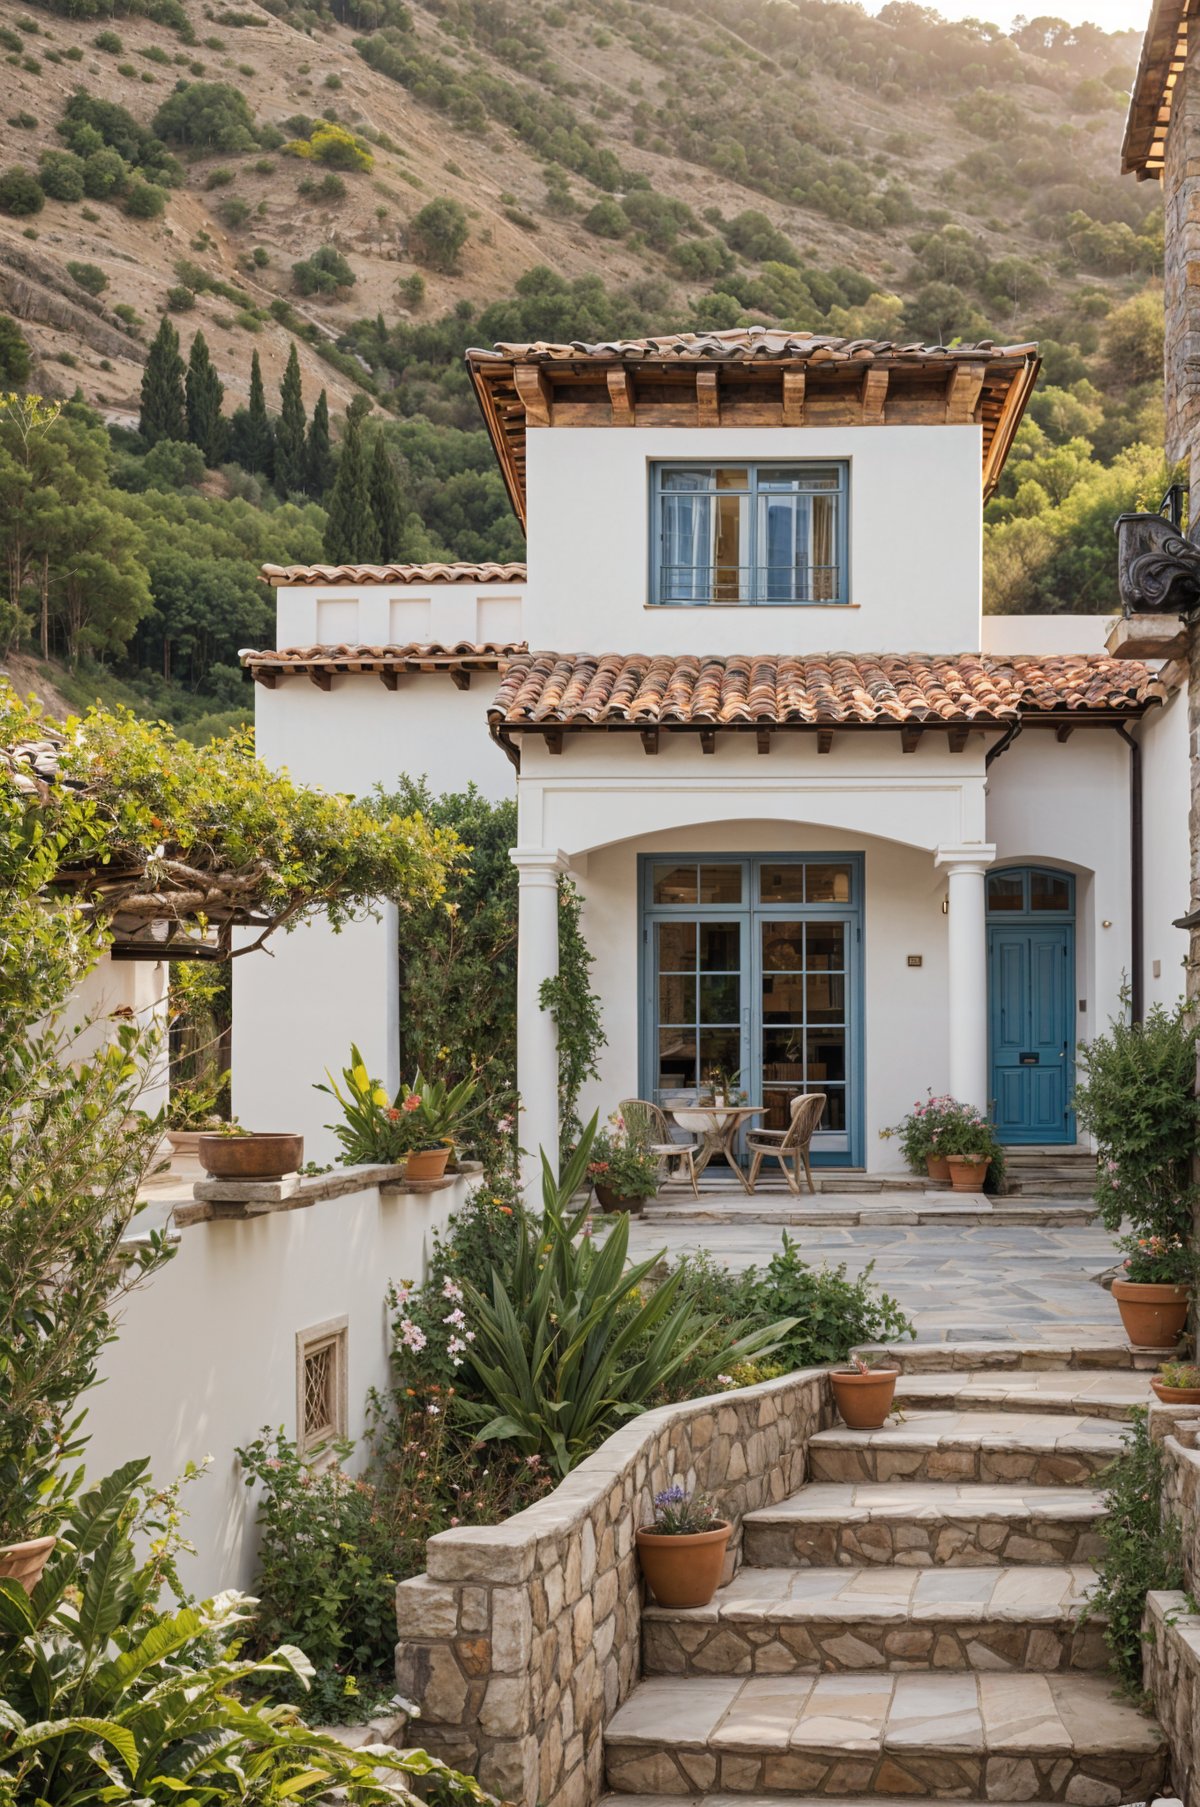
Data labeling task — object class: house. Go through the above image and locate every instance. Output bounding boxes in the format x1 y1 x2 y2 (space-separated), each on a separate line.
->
236 327 1188 1183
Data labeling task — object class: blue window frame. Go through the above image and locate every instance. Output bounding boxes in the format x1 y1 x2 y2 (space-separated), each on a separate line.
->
638 854 864 1167
650 461 849 606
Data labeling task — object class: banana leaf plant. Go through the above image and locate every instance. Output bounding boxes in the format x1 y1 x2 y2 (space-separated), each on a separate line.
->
455 1117 797 1478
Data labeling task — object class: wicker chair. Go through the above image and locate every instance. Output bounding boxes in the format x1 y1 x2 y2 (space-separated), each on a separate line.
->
618 1098 700 1198
746 1092 826 1195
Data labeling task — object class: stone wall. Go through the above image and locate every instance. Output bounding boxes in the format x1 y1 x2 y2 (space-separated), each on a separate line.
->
1145 1413 1200 1797
1162 34 1200 491
394 1367 832 1807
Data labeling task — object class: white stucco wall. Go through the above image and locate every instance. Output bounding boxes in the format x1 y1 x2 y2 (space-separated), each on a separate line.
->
71 954 169 1118
1139 685 1191 1010
84 1173 467 1599
523 425 983 655
980 615 1116 656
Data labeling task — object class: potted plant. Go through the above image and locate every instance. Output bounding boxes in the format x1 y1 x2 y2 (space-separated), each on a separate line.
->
938 1104 1003 1193
164 1070 229 1156
317 1048 479 1180
197 1123 304 1180
587 1112 660 1213
1151 1359 1200 1404
883 1092 955 1182
1111 1232 1195 1348
830 1353 900 1429
635 1486 731 1608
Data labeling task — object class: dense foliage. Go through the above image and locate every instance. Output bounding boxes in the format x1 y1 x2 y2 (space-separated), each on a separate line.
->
1087 1409 1184 1690
1073 999 1200 1237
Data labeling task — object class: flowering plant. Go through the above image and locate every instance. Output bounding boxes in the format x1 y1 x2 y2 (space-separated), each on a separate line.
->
645 1486 723 1535
1159 1360 1200 1389
317 1045 478 1163
1118 1231 1197 1286
587 1110 660 1201
882 1092 959 1169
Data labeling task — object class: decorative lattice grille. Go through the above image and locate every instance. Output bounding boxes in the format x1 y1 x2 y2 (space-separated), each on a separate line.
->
302 1340 336 1443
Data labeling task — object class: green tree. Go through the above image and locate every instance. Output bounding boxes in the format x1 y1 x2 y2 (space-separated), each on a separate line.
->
291 244 355 297
0 166 43 216
152 81 258 151
139 315 186 447
368 432 406 560
274 342 307 497
322 404 379 562
306 387 334 496
0 315 30 386
37 149 86 201
185 329 225 465
230 349 274 476
409 197 468 272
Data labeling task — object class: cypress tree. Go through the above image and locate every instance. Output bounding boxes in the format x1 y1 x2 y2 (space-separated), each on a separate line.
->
231 350 274 476
322 405 380 563
275 342 307 497
139 315 185 446
368 433 406 562
306 388 334 496
184 330 225 466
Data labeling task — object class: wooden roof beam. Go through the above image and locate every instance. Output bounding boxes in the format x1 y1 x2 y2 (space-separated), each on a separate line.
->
450 669 471 691
252 669 278 689
696 368 720 427
308 668 332 691
607 367 636 426
544 727 564 755
379 668 399 690
782 368 805 426
756 728 772 754
699 728 717 754
861 367 889 426
946 363 986 425
513 363 553 427
640 728 659 754
817 728 834 755
900 725 923 753
948 725 970 752
1055 722 1076 742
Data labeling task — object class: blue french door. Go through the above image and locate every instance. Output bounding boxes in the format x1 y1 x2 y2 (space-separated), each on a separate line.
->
640 855 863 1166
987 868 1075 1145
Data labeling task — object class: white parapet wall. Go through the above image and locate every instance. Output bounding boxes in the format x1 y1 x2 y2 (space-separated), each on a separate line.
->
83 1164 474 1599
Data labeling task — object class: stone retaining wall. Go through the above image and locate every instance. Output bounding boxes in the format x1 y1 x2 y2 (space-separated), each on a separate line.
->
1145 1415 1200 1797
394 1367 832 1807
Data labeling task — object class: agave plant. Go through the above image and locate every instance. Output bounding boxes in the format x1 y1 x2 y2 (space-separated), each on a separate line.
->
456 1118 796 1478
0 1461 490 1807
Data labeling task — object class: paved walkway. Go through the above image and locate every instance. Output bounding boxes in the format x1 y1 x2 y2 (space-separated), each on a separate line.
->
625 1210 1125 1345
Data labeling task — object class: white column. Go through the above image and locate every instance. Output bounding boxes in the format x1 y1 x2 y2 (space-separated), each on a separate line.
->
511 849 566 1198
935 844 995 1113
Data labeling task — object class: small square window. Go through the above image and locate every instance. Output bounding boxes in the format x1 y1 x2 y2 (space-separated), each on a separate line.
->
296 1317 348 1455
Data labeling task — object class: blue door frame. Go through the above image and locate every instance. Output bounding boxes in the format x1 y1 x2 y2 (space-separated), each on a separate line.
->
987 867 1076 1146
638 854 864 1168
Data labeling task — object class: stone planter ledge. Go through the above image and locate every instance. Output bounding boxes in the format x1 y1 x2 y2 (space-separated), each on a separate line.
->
174 1159 484 1227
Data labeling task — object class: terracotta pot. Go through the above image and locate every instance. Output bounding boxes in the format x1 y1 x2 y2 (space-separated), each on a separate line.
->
946 1155 990 1193
595 1183 645 1214
925 1153 951 1182
831 1367 899 1429
197 1133 303 1180
165 1128 204 1157
636 1520 731 1608
0 1534 56 1595
405 1146 451 1181
1112 1280 1190 1349
1151 1378 1200 1405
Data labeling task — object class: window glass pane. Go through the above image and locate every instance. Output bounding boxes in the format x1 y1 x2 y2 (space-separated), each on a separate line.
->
759 863 804 904
763 973 804 1023
808 1029 846 1085
658 1029 695 1092
807 923 845 971
763 1027 805 1072
656 921 696 969
820 1087 846 1132
699 975 739 1023
713 494 745 600
987 873 1024 911
699 1030 740 1078
1031 871 1071 912
806 973 845 1023
758 467 839 491
699 922 740 970
761 1087 797 1132
653 863 697 905
698 864 743 904
658 975 695 1024
806 864 852 904
762 923 805 972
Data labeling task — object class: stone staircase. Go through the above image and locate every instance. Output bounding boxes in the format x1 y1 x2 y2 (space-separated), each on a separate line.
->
603 1356 1165 1805
1002 1148 1099 1200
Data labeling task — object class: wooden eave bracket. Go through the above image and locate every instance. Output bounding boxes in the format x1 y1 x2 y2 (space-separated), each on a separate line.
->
308 669 332 691
252 669 278 689
817 728 834 755
946 363 986 425
544 727 564 755
608 367 635 426
756 728 772 754
450 669 471 691
861 367 889 426
696 368 720 427
699 728 717 754
514 363 553 427
379 668 399 690
782 368 805 427
640 727 659 754
948 725 970 752
900 725 923 754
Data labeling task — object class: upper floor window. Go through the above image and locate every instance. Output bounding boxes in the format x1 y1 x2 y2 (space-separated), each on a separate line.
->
651 461 848 606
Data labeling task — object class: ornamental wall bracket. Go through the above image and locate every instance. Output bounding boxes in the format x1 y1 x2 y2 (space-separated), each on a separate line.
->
1115 510 1200 617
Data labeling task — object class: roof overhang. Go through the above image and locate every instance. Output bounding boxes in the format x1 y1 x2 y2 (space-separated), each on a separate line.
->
241 641 527 689
1122 0 1187 178
260 562 527 587
466 333 1041 529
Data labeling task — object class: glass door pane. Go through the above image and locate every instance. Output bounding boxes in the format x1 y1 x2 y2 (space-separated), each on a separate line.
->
654 918 742 1102
759 917 850 1144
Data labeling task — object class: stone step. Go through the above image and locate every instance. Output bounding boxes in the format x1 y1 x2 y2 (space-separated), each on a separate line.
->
602 1795 1045 1807
641 1564 1107 1676
807 1412 1124 1488
851 1342 1158 1374
641 1199 1098 1227
604 1673 1165 1800
892 1370 1149 1422
742 1482 1106 1570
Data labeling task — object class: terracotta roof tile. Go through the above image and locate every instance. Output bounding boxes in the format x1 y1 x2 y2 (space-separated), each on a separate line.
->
241 641 527 683
260 562 526 587
488 652 1162 733
468 329 1035 365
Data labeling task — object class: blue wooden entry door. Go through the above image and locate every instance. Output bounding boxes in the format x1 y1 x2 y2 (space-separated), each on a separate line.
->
987 867 1075 1143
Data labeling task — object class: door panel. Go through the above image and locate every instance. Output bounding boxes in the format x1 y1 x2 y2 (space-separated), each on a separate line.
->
989 923 1072 1144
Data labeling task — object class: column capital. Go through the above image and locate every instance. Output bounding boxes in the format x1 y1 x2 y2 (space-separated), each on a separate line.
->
935 843 996 874
510 847 569 882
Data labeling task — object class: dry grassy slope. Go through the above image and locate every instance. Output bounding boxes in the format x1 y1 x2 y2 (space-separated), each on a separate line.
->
0 0 1143 426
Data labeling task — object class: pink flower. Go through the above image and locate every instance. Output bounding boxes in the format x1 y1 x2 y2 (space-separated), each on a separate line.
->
386 1107 401 1122
402 1094 422 1113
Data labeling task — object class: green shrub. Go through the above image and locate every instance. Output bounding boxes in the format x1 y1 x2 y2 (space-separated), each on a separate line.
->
66 258 107 295
218 195 252 227
83 146 129 198
298 170 346 203
0 313 30 384
409 195 467 271
583 197 627 238
38 148 86 201
166 282 195 310
1074 999 1200 1236
0 165 43 216
1086 1409 1184 1688
94 27 122 51
124 177 167 217
6 112 36 130
152 79 258 151
292 243 355 295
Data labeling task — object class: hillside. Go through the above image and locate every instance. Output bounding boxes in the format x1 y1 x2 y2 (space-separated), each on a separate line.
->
0 0 1171 735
